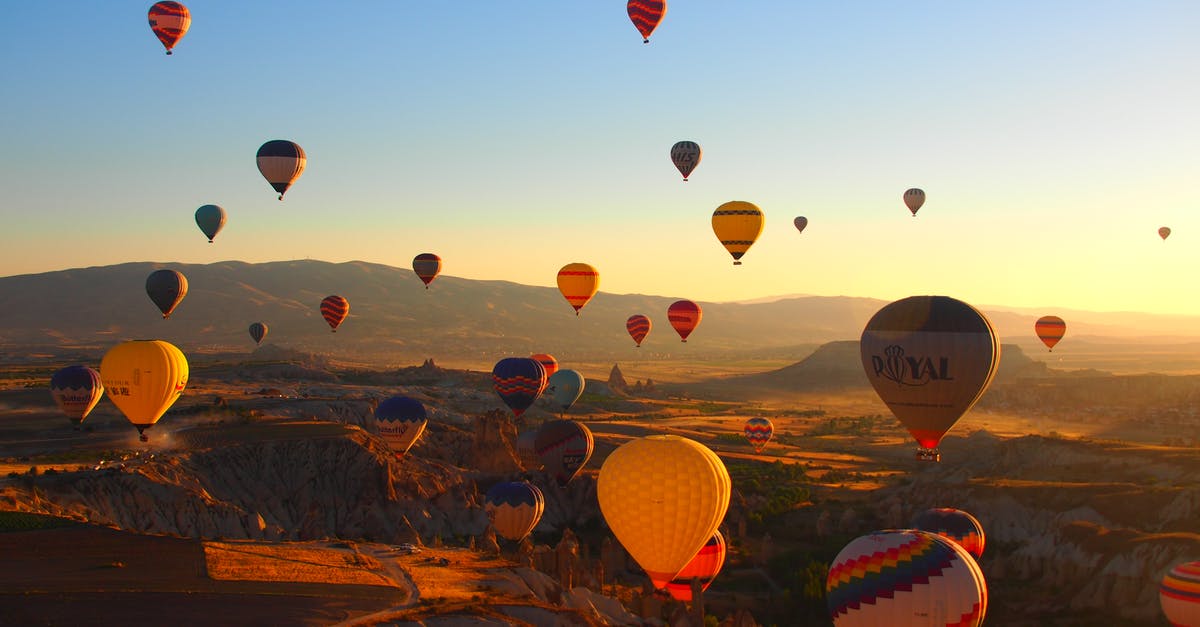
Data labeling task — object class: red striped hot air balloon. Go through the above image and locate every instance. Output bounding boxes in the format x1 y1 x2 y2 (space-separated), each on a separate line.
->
911 507 986 560
666 531 727 602
668 300 702 342
556 263 600 316
320 295 349 332
412 253 442 289
1161 561 1200 626
1034 315 1066 352
627 0 666 43
148 2 190 55
531 354 559 382
626 314 651 347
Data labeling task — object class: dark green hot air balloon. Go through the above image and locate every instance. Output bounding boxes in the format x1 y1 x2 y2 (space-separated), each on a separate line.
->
194 204 227 243
146 269 188 319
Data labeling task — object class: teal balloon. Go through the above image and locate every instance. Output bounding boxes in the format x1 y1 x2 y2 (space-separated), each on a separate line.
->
194 204 227 243
546 369 585 414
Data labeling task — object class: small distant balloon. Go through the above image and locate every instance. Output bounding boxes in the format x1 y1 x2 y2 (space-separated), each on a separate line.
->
256 140 306 200
626 314 652 347
712 201 764 265
1034 315 1066 352
743 417 773 454
492 357 546 418
194 205 226 243
1159 227 1172 241
911 507 986 559
668 300 702 342
627 0 666 43
534 418 594 485
412 253 442 289
903 188 925 216
670 141 701 181
484 481 545 542
794 216 808 233
557 263 600 316
248 322 268 346
148 2 190 55
545 369 585 415
531 354 559 381
49 365 104 427
375 396 428 459
146 269 188 319
320 295 349 332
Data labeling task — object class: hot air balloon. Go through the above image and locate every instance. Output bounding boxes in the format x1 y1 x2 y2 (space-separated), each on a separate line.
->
248 322 268 345
194 204 226 243
903 188 925 217
827 530 987 627
1161 561 1200 626
598 435 731 589
146 269 188 319
531 354 559 381
743 417 773 454
626 314 652 347
545 369 585 416
1034 315 1066 352
256 140 306 200
535 419 594 485
49 365 104 427
794 216 808 233
557 263 600 315
320 295 349 332
668 300 702 342
375 396 427 459
99 340 188 442
670 141 701 181
412 253 442 289
666 531 726 602
492 357 546 418
860 296 1000 462
1159 227 1172 241
911 508 986 560
711 201 764 265
148 1 190 55
484 481 545 542
516 429 542 470
627 0 666 43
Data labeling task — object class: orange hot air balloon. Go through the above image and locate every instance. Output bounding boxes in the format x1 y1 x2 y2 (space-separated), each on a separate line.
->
860 296 1000 462
1159 227 1172 241
320 295 349 332
531 354 559 382
598 435 730 590
626 314 652 347
627 0 666 43
666 531 727 602
556 263 600 315
903 188 925 216
711 201 765 265
668 300 702 342
148 2 190 55
1034 315 1066 352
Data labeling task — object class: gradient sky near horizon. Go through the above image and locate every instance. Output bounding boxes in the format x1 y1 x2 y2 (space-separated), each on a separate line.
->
2 2 1198 314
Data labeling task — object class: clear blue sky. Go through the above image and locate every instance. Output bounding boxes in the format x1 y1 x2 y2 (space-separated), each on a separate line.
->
2 2 1198 313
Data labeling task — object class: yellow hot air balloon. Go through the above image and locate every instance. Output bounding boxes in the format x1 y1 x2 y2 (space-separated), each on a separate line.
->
597 435 731 589
99 340 189 442
711 201 764 265
556 262 600 315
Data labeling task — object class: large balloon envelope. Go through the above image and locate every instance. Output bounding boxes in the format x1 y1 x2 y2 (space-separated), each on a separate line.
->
903 188 926 216
666 531 726 602
484 481 545 542
1161 561 1200 627
100 340 188 442
545 369 585 415
670 141 701 181
627 0 666 43
534 419 594 485
148 1 190 55
248 322 268 345
743 417 773 454
859 296 1000 461
375 396 427 458
49 365 104 426
1159 226 1172 241
492 357 546 418
827 529 987 627
668 300 702 342
598 435 730 589
256 140 306 200
911 508 986 559
320 295 349 332
412 253 442 289
557 263 600 315
146 269 188 319
711 201 764 265
626 314 652 347
194 204 226 243
1034 315 1066 352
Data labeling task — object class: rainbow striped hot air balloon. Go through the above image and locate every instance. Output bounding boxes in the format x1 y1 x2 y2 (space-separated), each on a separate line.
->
320 295 349 332
666 531 726 602
627 0 666 43
492 357 546 418
1161 561 1200 626
827 530 987 627
556 263 599 315
626 314 652 347
743 417 773 454
911 507 986 560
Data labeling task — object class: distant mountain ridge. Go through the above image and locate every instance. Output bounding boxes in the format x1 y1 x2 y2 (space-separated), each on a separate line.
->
1 260 1197 365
